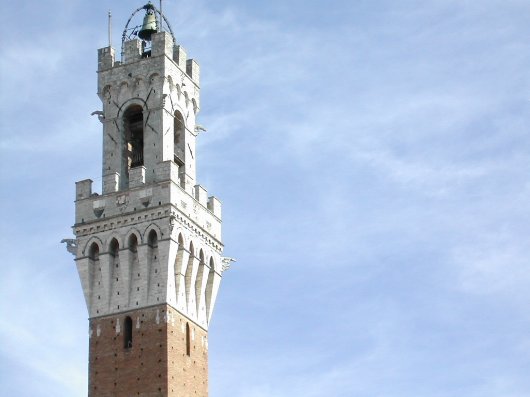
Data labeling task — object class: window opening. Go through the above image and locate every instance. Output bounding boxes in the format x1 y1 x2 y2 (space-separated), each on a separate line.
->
124 316 133 348
124 106 144 171
186 323 191 356
174 111 185 165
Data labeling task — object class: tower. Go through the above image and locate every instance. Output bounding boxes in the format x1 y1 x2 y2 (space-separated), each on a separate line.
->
69 4 227 396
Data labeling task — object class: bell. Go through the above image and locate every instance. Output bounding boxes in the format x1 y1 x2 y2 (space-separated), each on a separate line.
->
138 9 157 41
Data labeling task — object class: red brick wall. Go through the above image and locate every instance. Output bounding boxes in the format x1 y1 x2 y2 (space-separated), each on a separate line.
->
88 304 208 397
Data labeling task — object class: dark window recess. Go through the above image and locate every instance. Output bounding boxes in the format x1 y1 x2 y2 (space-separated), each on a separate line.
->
186 323 191 356
124 106 144 169
174 111 185 164
124 316 133 349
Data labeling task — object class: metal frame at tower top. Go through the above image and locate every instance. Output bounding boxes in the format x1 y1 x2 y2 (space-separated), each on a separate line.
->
120 2 176 60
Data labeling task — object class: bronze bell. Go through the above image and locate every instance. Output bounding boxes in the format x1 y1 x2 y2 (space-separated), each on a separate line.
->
138 6 157 41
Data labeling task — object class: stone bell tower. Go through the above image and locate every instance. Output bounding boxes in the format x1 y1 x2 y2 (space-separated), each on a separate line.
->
68 3 228 396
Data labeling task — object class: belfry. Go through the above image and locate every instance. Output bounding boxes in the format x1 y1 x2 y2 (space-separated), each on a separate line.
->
67 3 228 396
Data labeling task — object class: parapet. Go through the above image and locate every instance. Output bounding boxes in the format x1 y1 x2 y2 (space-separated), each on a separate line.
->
123 39 142 64
98 47 115 70
155 160 180 182
172 44 199 85
186 59 200 85
173 45 187 68
194 185 208 207
207 196 222 218
103 172 120 194
103 36 199 86
129 166 146 188
76 179 93 200
152 31 174 58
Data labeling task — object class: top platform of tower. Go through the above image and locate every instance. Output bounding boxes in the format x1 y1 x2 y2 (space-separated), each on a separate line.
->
98 1 200 96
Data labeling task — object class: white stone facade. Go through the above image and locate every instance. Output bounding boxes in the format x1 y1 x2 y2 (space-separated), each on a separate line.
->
72 31 224 331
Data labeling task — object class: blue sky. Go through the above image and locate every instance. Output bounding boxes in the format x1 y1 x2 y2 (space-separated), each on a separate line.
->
1 0 530 396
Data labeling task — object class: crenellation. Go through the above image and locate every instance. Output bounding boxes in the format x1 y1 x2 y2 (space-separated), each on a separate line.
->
102 172 120 194
194 185 208 207
186 59 200 85
155 160 180 182
122 39 142 64
173 45 187 68
98 46 115 71
152 31 174 58
76 179 93 200
129 166 146 187
207 196 222 219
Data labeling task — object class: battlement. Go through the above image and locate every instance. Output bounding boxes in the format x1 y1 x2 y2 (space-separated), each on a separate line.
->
75 163 222 241
98 32 200 85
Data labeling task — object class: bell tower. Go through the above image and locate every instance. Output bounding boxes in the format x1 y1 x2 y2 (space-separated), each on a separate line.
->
69 3 228 396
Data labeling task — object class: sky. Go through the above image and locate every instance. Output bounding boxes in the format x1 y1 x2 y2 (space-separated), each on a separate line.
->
1 0 530 396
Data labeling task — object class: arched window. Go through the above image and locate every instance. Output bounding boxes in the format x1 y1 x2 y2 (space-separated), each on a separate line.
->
148 229 158 248
147 230 159 281
109 239 119 260
128 234 138 253
89 243 100 262
88 243 100 293
206 257 216 317
185 241 195 301
124 105 144 170
124 316 133 348
128 234 139 273
109 239 120 290
186 322 191 356
174 111 185 165
195 250 206 312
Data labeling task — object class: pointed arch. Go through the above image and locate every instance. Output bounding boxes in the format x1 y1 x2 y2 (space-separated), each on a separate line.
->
143 223 162 242
133 76 146 94
88 242 100 261
184 241 195 305
147 229 158 248
146 228 160 304
83 236 104 256
178 233 185 246
129 231 142 307
174 110 185 166
109 238 120 255
175 83 182 100
166 75 174 92
149 73 160 85
123 104 144 171
173 232 187 309
88 241 102 309
118 81 129 102
125 228 142 246
195 249 206 313
109 238 121 307
128 233 139 251
188 241 194 259
205 257 216 319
